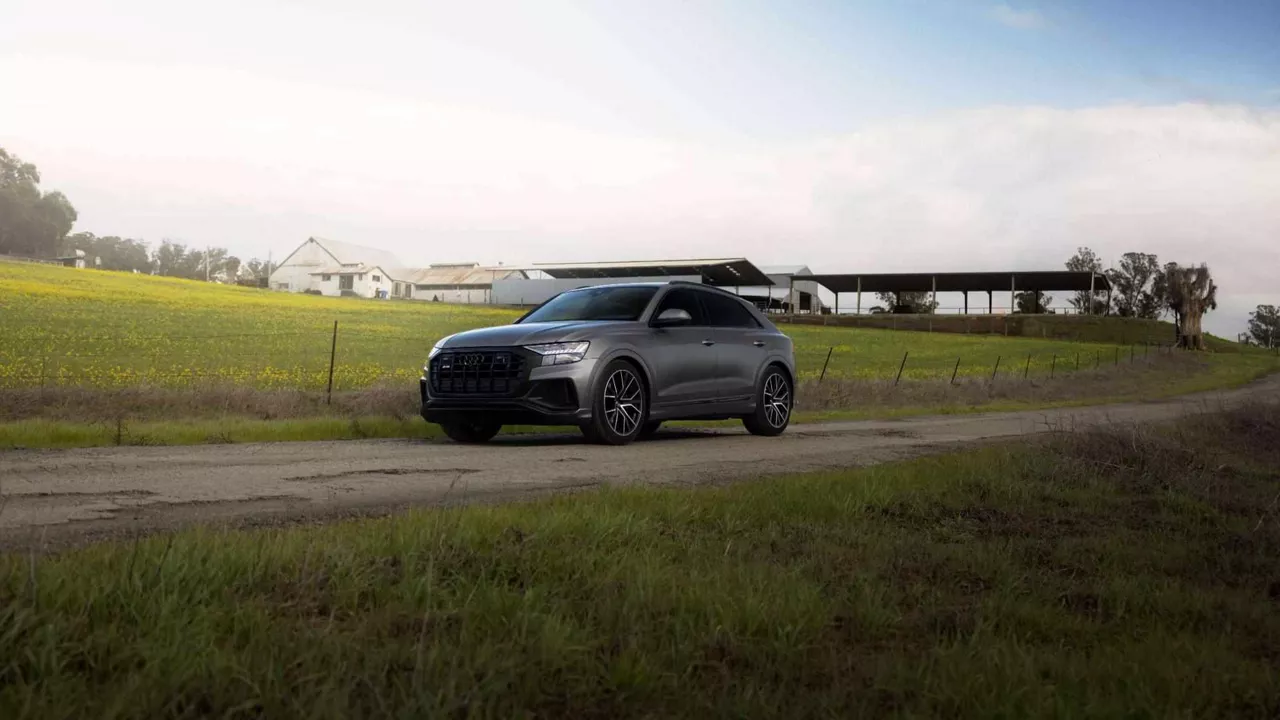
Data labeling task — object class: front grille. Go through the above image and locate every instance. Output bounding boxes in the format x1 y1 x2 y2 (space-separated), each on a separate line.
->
430 350 526 396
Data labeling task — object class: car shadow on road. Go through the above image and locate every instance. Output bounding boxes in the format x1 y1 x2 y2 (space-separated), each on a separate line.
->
475 428 733 447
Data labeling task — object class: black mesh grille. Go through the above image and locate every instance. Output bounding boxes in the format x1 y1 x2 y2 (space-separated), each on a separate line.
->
429 350 526 396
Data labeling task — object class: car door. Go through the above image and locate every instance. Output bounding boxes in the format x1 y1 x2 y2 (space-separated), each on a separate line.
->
646 288 720 406
700 290 770 402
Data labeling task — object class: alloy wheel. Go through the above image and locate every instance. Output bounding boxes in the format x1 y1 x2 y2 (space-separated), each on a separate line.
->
603 368 644 436
762 373 791 429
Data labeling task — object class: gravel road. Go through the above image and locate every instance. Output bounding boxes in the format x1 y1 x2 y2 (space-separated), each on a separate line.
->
3 375 1277 551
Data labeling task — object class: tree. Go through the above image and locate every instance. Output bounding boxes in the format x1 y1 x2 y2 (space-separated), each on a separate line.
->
1064 246 1106 314
153 240 193 277
0 147 78 257
1014 291 1052 314
221 255 242 282
875 291 938 314
1160 263 1218 350
239 258 269 286
1106 252 1162 318
63 232 153 272
1247 305 1280 349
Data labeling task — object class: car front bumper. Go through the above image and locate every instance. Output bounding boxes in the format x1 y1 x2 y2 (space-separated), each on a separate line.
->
420 357 599 427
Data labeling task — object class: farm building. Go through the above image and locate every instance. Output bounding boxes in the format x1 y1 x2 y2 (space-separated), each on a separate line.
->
307 263 400 299
733 265 829 314
402 263 527 304
268 238 525 301
268 237 406 298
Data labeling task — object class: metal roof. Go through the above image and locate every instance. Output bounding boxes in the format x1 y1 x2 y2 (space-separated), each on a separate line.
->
306 236 405 274
804 271 1111 295
517 258 773 287
308 264 395 276
403 265 526 286
758 264 812 276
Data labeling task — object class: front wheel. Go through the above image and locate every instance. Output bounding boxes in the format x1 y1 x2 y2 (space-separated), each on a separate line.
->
440 418 502 443
743 367 792 437
580 360 647 445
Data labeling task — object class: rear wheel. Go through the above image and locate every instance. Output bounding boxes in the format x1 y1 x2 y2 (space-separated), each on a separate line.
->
440 418 502 444
581 360 647 445
743 366 792 437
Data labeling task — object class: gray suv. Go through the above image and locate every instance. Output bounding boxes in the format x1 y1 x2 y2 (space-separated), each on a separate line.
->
420 281 796 445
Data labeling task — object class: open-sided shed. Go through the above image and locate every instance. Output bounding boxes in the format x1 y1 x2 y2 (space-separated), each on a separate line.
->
802 271 1112 314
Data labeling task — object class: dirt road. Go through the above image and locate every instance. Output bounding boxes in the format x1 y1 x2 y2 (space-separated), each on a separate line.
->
3 375 1278 550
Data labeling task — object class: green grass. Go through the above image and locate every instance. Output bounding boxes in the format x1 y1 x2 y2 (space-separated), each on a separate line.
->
4 405 1279 718
0 260 1237 389
1 350 1273 449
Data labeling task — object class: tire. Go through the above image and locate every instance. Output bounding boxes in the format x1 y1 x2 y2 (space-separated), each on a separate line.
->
440 418 502 444
580 360 648 445
743 366 792 437
638 420 663 439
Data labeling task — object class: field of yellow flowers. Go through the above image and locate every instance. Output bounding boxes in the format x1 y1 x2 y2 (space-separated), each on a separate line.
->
0 260 1192 391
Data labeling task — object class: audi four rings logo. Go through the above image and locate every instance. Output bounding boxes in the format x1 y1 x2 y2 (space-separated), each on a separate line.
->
459 353 484 366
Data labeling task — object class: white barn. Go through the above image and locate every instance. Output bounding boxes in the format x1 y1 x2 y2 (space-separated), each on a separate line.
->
268 237 406 298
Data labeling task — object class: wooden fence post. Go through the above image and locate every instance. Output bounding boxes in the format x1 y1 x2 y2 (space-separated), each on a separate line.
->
327 321 338 405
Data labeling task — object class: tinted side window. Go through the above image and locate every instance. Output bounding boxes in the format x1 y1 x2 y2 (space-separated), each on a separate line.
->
700 291 760 328
653 288 707 325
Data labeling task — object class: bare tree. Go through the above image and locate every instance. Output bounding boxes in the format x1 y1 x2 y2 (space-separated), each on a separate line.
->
1160 263 1218 350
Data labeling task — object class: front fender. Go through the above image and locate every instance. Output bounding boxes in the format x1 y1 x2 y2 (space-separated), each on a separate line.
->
590 348 657 403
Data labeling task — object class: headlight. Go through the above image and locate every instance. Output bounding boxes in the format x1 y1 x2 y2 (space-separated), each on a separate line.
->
524 341 590 366
427 339 446 363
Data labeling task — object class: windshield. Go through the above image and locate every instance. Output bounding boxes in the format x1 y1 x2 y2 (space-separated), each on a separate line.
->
518 286 659 323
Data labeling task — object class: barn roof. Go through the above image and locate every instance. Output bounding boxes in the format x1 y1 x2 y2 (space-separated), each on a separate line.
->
403 264 526 286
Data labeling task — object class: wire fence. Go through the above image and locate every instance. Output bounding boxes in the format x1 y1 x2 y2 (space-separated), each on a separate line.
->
0 319 1230 399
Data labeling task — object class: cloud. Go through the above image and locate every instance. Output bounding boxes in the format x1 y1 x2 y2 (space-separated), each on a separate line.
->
1 58 1278 335
987 4 1046 29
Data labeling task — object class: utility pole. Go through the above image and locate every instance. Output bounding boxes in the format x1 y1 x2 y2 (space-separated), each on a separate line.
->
205 245 211 282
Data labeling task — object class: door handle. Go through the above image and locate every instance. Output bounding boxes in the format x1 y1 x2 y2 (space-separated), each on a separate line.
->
702 339 716 346
752 341 766 347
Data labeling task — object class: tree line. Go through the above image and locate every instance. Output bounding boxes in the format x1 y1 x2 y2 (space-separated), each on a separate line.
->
0 146 270 283
1056 247 1277 350
858 247 1266 351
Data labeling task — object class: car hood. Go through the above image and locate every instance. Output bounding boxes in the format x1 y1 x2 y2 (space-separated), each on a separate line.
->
438 321 626 349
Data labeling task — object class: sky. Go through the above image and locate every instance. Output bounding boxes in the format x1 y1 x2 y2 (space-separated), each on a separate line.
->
2 0 1278 335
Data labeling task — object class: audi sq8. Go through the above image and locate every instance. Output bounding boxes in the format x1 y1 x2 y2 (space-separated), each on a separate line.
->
420 281 796 445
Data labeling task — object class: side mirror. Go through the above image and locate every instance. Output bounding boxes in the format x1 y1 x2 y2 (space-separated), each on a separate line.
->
652 308 693 328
